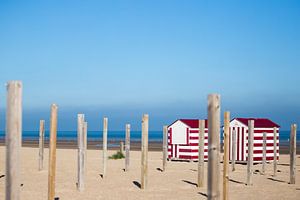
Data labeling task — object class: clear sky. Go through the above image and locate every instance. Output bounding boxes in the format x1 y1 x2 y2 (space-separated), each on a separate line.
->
0 1 299 131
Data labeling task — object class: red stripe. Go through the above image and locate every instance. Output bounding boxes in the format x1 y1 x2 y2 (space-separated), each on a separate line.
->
179 149 208 153
189 130 209 133
237 127 240 161
247 143 279 147
246 150 279 154
189 143 208 146
186 128 189 145
253 130 279 133
175 145 177 157
242 127 244 161
179 155 208 159
189 136 208 140
253 156 279 161
171 144 173 157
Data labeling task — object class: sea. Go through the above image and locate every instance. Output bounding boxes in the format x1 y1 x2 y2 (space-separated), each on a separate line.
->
0 130 299 146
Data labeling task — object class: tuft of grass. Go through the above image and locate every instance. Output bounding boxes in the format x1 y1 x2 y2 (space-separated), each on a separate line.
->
109 151 125 159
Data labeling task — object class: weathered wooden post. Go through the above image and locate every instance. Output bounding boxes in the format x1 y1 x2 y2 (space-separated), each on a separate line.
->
48 104 58 200
207 94 221 200
6 81 22 200
198 120 205 188
84 121 88 172
39 120 45 171
290 124 297 184
232 128 236 172
273 127 277 177
120 141 124 154
262 131 267 175
223 111 230 200
247 120 254 186
141 114 149 189
102 117 108 178
77 114 85 191
84 121 87 152
125 124 130 172
163 125 168 172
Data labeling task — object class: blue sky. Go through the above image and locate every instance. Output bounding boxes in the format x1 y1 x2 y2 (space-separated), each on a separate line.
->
0 1 299 131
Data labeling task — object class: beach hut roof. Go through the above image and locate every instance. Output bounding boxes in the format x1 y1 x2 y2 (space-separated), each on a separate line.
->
169 119 208 129
233 118 280 128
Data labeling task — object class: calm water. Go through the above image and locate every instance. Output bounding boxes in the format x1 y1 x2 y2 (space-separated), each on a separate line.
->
0 130 299 145
0 130 163 142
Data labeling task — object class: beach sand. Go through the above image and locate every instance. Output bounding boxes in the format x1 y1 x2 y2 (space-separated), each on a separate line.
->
0 146 299 200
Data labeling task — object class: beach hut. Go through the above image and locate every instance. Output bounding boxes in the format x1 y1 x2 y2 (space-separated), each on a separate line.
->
168 119 208 161
229 118 280 163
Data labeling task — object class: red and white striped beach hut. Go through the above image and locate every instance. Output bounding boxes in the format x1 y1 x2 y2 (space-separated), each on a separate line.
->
168 119 208 161
229 118 280 163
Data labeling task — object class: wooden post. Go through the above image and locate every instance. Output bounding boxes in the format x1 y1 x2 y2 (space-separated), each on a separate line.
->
48 104 58 200
262 131 267 175
141 114 149 189
125 124 130 172
231 128 236 172
273 127 277 177
223 112 230 200
102 117 108 178
84 121 87 151
39 120 45 171
6 81 22 200
198 120 205 187
83 121 88 172
247 120 254 186
163 125 168 172
77 114 85 191
207 94 221 200
120 141 124 155
290 124 297 184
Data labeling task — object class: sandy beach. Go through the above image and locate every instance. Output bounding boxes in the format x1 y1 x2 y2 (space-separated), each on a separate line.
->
0 146 299 200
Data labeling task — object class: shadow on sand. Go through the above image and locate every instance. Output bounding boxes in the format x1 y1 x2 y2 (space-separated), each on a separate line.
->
133 181 141 189
182 180 198 187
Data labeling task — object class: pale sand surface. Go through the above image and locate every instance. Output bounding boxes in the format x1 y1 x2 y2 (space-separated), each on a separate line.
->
0 146 300 200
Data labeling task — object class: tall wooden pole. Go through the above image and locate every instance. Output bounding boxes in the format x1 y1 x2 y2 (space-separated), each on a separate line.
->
273 127 277 177
125 124 130 172
231 128 236 172
141 114 149 189
102 117 108 178
6 81 22 200
120 141 124 154
262 131 267 175
84 121 88 174
162 125 168 172
207 94 221 200
48 104 58 200
198 120 205 188
39 120 45 171
77 114 85 191
247 120 254 186
290 124 297 184
223 112 230 200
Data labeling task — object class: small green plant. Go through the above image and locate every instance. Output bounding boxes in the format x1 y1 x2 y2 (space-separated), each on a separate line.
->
109 151 125 159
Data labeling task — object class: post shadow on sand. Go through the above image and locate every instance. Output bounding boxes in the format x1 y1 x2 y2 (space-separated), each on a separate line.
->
267 177 287 183
229 178 246 185
156 167 163 172
0 175 5 179
99 174 104 179
133 181 141 189
198 192 208 197
182 180 198 187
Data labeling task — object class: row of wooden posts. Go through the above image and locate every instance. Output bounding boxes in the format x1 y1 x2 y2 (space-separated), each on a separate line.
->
4 81 298 200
